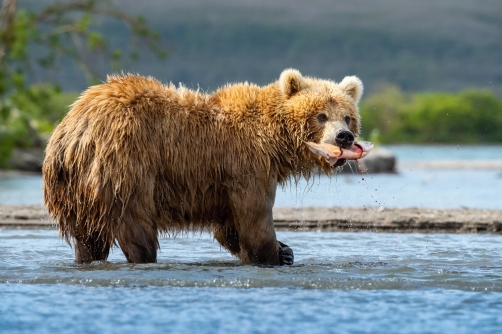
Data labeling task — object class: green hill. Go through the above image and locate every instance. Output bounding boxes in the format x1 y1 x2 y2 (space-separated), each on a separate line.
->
18 0 502 95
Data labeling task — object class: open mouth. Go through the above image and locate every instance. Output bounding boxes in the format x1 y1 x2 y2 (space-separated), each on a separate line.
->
304 141 374 167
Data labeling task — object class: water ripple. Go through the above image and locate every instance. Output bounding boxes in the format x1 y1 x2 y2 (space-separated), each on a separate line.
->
2 230 502 333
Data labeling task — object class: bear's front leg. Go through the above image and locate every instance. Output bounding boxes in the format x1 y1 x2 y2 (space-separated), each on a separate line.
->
228 176 293 266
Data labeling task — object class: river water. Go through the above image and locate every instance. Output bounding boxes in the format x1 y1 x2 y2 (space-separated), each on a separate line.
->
1 145 501 209
2 230 502 333
1 145 502 333
1 169 501 209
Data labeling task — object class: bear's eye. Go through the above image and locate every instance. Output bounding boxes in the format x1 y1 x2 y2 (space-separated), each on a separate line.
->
317 113 328 122
344 116 351 125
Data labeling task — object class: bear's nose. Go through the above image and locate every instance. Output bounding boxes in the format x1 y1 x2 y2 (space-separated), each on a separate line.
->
335 130 355 149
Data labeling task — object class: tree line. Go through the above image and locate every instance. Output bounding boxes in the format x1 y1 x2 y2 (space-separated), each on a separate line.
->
1 0 501 166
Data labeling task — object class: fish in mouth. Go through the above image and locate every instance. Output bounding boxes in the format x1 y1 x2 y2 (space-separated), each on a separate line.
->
305 141 374 167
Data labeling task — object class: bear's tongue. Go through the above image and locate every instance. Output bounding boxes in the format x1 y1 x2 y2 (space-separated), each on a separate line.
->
305 141 373 166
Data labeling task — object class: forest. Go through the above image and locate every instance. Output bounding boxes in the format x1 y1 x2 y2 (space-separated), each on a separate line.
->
1 0 501 164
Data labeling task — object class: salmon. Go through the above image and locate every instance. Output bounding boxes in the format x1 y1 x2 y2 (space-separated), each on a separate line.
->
305 141 373 166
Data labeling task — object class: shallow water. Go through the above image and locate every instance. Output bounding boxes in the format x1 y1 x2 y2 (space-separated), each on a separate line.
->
384 144 502 162
1 230 502 333
2 145 502 209
276 169 502 209
0 175 42 205
1 169 502 209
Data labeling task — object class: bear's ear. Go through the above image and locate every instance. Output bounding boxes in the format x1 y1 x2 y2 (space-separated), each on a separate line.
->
339 76 364 103
279 69 306 98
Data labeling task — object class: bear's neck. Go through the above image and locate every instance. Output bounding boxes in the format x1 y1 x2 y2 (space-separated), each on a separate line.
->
211 83 314 183
212 82 298 142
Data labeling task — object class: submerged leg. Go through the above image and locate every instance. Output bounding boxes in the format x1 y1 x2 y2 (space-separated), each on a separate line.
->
73 230 111 264
116 214 159 263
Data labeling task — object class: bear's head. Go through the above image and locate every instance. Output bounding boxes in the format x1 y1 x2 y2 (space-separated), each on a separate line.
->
276 68 364 171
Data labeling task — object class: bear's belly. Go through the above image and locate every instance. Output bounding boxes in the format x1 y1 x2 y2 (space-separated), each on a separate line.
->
154 181 232 231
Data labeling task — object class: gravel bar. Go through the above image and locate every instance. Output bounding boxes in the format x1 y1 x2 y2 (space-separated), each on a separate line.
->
1 204 501 233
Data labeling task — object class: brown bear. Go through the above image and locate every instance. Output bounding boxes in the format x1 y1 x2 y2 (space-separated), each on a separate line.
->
42 69 363 266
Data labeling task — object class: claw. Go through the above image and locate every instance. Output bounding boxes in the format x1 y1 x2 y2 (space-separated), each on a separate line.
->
278 241 294 266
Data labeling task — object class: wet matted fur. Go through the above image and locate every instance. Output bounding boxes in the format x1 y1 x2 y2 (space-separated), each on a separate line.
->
43 68 363 265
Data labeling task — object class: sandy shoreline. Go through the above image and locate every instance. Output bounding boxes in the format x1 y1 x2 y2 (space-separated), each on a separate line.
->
1 204 501 233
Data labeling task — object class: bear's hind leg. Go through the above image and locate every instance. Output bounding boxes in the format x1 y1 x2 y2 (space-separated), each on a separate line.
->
214 225 241 256
73 231 111 264
116 217 159 263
